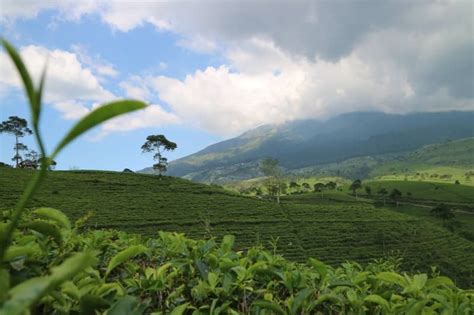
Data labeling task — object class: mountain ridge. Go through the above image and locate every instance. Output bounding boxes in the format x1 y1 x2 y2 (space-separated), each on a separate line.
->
141 111 474 182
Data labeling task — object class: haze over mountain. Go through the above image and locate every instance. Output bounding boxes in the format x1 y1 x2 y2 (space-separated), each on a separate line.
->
141 111 474 182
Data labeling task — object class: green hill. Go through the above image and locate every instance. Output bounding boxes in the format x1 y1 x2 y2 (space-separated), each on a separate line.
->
153 111 474 183
1 168 473 287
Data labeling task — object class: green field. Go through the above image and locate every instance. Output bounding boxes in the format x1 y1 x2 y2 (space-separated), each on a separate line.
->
1 167 473 287
366 180 474 205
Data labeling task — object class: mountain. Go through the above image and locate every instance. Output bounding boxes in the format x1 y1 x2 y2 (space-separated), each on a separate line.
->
144 111 474 183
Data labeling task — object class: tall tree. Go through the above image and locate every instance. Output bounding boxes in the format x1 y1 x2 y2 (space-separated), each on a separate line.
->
0 116 32 167
350 179 362 199
430 204 455 222
314 182 325 200
141 135 177 176
260 157 283 204
389 188 402 207
378 188 388 206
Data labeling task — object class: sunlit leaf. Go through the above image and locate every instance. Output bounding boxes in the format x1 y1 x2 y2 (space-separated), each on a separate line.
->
364 294 390 310
170 303 189 315
34 207 71 230
52 100 146 158
106 245 147 277
21 220 63 245
252 300 286 315
1 252 96 314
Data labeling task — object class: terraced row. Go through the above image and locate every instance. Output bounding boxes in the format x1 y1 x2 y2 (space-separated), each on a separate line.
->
1 168 473 286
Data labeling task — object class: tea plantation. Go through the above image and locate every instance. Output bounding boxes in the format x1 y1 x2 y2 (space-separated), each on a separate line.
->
1 168 473 287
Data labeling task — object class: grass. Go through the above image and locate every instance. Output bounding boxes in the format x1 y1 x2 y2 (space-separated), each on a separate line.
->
1 167 473 287
366 180 474 205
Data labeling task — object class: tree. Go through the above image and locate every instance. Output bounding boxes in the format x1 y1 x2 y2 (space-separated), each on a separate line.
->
260 157 283 204
378 188 388 206
365 186 372 196
301 182 311 192
0 116 33 167
141 135 177 176
289 181 300 193
389 188 402 207
314 182 325 199
350 179 362 199
326 181 337 190
430 204 455 222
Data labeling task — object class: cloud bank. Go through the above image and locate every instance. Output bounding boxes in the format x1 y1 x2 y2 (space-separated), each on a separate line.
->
1 0 472 137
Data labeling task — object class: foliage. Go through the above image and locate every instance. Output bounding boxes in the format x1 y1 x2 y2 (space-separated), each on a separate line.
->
1 209 473 314
141 135 177 176
260 158 284 203
0 38 147 314
0 116 33 167
430 204 455 221
2 167 474 287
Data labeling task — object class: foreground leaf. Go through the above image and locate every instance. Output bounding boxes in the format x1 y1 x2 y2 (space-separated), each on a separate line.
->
52 100 146 158
106 245 148 277
34 207 71 230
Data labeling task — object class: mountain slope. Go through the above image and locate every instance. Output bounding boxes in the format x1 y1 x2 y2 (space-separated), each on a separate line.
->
1 168 473 286
159 111 474 182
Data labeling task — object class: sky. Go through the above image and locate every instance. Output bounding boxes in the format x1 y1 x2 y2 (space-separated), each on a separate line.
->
0 0 472 171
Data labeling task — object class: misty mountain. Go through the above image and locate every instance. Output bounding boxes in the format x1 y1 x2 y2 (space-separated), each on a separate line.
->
144 111 474 182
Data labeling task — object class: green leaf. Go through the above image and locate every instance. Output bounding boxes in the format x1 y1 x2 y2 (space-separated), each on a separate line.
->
220 235 235 252
308 258 328 277
376 272 408 287
52 100 146 158
21 220 63 245
252 300 286 315
105 295 146 315
290 288 313 315
80 294 111 315
34 63 47 123
170 303 189 315
1 252 96 314
426 276 454 288
364 294 390 310
106 245 147 277
34 207 71 230
4 244 41 261
0 269 9 302
1 39 37 123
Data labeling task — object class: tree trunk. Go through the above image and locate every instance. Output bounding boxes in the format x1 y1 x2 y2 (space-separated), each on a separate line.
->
15 135 19 168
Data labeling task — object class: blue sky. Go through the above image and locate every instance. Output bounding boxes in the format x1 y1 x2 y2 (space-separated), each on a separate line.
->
1 2 471 171
1 10 224 170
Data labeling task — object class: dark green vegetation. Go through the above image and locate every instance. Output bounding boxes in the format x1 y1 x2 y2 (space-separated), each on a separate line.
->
1 168 474 288
368 180 474 205
152 112 474 183
3 209 473 314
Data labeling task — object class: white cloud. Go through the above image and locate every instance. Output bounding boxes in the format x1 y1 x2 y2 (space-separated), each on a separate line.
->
1 1 472 137
71 45 119 79
52 100 90 120
0 45 115 124
0 45 114 104
93 104 180 140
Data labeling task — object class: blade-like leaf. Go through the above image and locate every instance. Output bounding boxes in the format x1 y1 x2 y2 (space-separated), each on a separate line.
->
364 294 390 310
106 245 147 277
34 62 48 126
1 39 37 122
34 207 71 230
170 303 189 315
1 252 96 314
252 300 286 315
290 288 313 315
21 220 63 245
52 100 146 158
376 272 408 287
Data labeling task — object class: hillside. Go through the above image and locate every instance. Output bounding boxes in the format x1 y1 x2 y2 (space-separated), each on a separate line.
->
1 168 473 287
151 111 474 183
